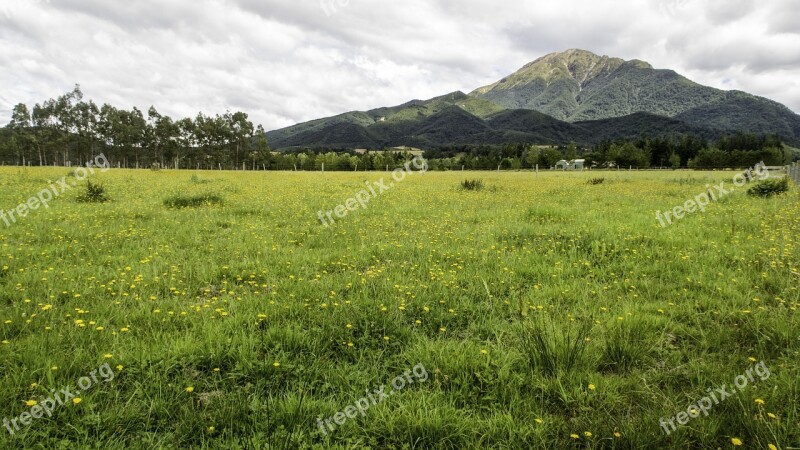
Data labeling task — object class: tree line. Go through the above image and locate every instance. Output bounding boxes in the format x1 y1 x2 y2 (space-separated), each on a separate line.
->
1 87 795 171
0 86 270 170
427 134 792 170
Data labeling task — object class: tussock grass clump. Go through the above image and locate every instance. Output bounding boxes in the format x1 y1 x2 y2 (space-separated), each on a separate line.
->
460 179 484 191
586 177 605 185
191 174 212 184
517 315 593 377
164 193 224 208
747 177 789 198
598 322 651 374
76 180 109 203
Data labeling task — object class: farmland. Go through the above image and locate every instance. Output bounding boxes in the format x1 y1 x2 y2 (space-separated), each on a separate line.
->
0 167 798 449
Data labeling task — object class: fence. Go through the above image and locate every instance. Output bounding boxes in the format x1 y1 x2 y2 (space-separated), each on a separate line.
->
788 162 800 185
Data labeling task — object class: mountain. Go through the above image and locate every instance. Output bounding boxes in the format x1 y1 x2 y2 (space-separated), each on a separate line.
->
267 49 800 149
471 49 800 139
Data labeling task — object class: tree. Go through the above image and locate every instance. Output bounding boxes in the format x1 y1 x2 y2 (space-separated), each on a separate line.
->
9 103 33 165
668 153 681 169
614 142 650 168
226 111 253 169
565 142 577 161
539 147 563 168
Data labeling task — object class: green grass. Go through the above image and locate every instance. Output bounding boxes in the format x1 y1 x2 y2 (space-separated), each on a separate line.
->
0 168 797 449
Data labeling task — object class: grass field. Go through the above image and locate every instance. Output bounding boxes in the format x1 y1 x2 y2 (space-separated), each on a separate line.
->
0 167 798 449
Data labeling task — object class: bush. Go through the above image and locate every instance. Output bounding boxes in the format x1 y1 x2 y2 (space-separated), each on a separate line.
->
586 177 605 185
747 177 790 198
164 193 224 208
76 181 109 203
460 179 484 191
190 174 211 184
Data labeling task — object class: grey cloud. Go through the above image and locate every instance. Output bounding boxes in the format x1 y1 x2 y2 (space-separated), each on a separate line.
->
0 0 798 128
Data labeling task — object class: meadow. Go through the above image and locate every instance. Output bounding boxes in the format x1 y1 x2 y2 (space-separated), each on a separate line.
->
0 167 797 449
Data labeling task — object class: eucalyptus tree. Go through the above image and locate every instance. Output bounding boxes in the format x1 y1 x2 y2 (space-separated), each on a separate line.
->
9 103 33 165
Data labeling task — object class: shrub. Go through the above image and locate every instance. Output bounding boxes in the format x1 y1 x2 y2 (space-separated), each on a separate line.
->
460 179 484 191
747 177 789 198
164 193 224 208
190 174 211 184
76 180 109 203
586 177 605 185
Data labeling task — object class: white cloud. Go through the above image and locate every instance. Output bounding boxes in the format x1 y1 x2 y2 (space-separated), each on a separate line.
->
0 0 797 131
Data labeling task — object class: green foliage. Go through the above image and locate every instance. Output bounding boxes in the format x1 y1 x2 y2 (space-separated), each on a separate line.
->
76 180 109 203
747 177 790 198
610 142 650 168
689 146 785 169
586 177 605 185
164 193 224 208
459 179 484 191
190 174 211 184
668 153 681 168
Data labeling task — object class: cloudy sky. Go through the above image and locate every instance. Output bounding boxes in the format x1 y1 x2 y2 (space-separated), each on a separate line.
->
1 0 798 131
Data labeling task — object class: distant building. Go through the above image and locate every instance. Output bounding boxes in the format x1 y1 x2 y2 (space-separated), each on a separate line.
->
555 159 585 170
569 159 586 170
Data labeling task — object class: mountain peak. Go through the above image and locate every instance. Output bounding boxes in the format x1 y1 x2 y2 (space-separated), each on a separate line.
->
472 49 628 99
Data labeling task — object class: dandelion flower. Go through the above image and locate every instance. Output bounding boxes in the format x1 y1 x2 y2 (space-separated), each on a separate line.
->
72 398 82 405
570 434 579 439
273 362 280 367
755 399 765 405
731 438 743 446
588 384 596 390
584 431 592 438
24 400 37 407
185 386 194 393
104 354 113 359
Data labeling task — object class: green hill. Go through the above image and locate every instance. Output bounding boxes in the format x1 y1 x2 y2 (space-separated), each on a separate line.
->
268 49 800 149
